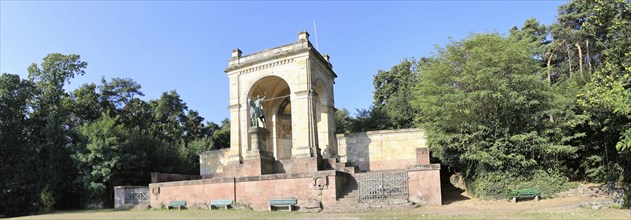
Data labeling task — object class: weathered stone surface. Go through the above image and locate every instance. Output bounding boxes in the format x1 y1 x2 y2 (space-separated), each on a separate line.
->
300 199 322 209
337 128 428 172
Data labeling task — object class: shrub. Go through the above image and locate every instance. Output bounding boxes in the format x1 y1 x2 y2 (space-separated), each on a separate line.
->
467 170 577 199
39 186 55 212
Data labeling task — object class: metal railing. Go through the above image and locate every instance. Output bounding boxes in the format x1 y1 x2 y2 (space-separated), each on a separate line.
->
123 186 149 205
356 171 408 202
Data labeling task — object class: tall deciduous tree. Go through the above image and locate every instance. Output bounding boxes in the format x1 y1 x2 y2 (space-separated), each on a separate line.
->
372 59 419 129
28 53 87 210
0 74 39 216
74 114 128 206
413 33 574 182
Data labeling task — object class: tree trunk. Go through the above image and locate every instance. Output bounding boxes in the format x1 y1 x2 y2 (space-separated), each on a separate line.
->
546 44 560 83
566 44 573 78
586 40 592 80
575 42 583 79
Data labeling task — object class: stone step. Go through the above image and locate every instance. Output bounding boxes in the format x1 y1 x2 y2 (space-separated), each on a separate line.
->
324 202 416 212
340 191 358 195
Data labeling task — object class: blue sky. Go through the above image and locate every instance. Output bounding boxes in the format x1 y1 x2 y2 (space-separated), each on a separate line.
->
1 1 565 124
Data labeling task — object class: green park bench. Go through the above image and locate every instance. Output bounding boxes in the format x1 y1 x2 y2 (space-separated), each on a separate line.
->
210 199 234 210
509 188 541 203
268 198 297 211
168 200 186 210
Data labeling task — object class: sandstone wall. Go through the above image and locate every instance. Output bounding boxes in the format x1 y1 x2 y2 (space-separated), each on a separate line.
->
149 171 339 211
336 128 428 171
151 173 200 183
407 165 442 205
199 149 230 177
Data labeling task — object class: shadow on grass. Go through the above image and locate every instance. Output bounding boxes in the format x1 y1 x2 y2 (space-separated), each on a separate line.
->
442 187 471 205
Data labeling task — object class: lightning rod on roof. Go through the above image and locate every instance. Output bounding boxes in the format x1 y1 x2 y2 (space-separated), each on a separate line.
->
313 19 319 50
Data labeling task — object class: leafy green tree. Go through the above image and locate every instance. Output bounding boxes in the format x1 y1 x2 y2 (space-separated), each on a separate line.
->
150 90 188 144
372 59 419 129
571 0 631 181
68 83 101 127
0 73 40 216
211 119 230 149
334 108 353 134
28 53 87 210
75 114 132 206
121 98 154 130
412 34 574 187
350 106 390 132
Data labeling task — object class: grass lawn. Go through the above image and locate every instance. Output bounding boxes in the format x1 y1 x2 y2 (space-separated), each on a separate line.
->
9 206 631 220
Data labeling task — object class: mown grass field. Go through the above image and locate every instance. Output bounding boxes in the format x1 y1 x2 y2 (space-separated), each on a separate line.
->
10 205 631 220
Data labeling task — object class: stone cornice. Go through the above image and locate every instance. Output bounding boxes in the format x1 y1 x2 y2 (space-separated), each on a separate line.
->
234 58 296 76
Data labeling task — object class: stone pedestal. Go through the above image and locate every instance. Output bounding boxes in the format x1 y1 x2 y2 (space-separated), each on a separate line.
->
243 127 274 175
246 127 273 159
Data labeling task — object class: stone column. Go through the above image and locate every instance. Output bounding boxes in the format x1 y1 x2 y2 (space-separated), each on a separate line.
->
227 103 242 164
291 90 316 158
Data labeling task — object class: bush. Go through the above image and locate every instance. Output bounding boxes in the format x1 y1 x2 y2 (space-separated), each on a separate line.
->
39 186 55 212
468 170 577 199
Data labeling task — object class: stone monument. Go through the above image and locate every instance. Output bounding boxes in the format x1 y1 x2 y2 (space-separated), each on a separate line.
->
222 31 337 176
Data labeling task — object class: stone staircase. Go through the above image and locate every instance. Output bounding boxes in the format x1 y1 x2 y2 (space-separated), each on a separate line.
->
324 172 417 212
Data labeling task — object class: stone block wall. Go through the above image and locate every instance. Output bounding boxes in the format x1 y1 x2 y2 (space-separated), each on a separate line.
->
407 164 442 205
199 149 230 177
151 173 200 183
337 128 428 171
150 171 339 211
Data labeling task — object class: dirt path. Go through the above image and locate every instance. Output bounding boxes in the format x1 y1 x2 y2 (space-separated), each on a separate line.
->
421 187 614 216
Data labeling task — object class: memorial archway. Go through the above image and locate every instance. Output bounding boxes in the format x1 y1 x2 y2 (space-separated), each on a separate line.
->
247 76 292 160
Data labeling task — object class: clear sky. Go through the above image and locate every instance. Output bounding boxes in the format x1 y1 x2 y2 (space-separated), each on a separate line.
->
1 1 566 124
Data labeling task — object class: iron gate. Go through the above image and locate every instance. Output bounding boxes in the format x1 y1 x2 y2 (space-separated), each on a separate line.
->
356 171 409 202
124 187 149 205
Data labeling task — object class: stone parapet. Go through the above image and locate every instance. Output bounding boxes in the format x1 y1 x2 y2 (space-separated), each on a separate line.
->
149 170 340 210
151 173 200 183
337 128 428 172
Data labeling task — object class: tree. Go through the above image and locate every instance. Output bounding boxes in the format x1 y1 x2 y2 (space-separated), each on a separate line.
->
350 106 390 132
211 119 230 149
27 53 87 210
150 90 188 144
334 108 353 134
412 34 575 197
68 83 101 127
99 77 144 110
75 114 129 206
569 0 631 181
372 59 419 129
0 73 40 216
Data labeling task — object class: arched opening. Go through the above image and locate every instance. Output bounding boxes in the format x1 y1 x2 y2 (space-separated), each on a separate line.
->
314 80 334 158
247 76 292 160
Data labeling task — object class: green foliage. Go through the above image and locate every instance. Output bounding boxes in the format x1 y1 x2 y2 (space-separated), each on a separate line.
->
211 119 230 149
1 53 226 214
350 106 391 132
413 33 568 177
75 113 129 205
468 170 576 199
0 73 40 216
39 186 56 213
373 59 419 129
28 53 87 212
334 108 353 134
